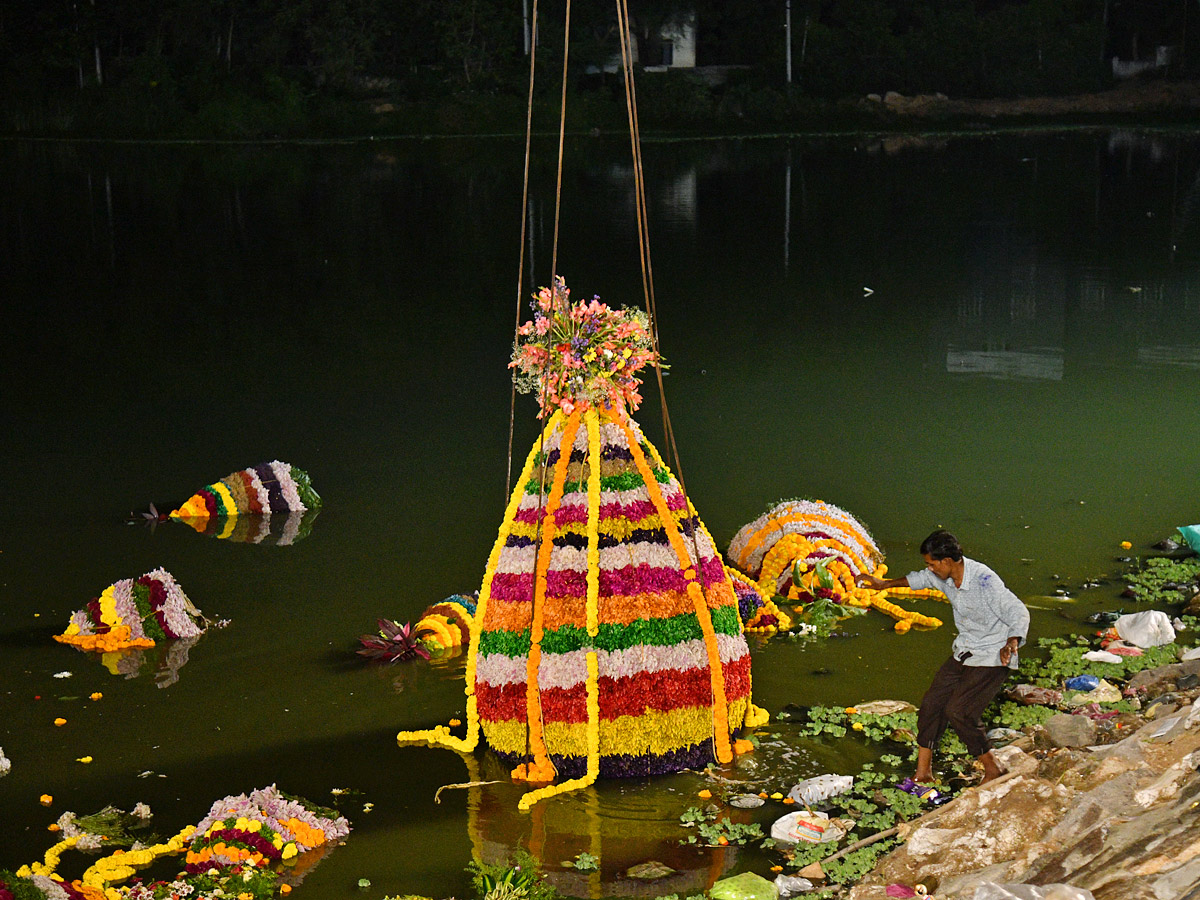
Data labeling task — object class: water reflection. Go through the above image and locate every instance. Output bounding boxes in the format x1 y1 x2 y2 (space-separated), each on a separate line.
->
172 509 320 545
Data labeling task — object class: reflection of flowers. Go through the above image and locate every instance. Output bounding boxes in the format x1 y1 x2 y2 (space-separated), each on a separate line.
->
510 278 660 418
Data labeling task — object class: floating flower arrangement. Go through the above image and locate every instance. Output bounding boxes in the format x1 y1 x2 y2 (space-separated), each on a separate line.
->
5 787 349 900
727 499 945 632
54 569 211 655
399 280 768 809
169 462 321 545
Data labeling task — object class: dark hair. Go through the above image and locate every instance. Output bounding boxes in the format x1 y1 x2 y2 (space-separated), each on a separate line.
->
920 530 963 562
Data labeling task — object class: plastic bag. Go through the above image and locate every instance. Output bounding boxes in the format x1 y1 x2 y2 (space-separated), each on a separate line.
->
788 773 853 806
770 810 845 844
1176 524 1200 553
1010 684 1062 705
774 874 814 897
1064 679 1121 707
1114 610 1177 648
1064 674 1099 691
710 871 779 900
973 883 1095 900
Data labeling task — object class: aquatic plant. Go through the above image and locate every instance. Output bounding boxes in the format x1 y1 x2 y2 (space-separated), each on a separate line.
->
357 619 432 663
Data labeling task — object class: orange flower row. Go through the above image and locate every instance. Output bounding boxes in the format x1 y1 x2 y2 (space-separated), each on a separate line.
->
617 415 732 764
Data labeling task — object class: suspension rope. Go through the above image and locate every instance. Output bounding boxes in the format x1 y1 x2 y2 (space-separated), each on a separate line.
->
549 0 573 284
507 0 541 502
615 0 704 580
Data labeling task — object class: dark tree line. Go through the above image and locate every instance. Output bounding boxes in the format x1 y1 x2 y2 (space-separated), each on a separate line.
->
0 0 1194 135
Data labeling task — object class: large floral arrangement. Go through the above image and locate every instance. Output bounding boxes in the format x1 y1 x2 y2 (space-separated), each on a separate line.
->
399 406 769 809
55 569 209 654
727 499 944 632
510 278 660 417
9 787 350 900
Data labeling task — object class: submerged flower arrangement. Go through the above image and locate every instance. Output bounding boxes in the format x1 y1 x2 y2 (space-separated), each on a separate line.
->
728 499 944 632
510 277 660 417
7 787 350 900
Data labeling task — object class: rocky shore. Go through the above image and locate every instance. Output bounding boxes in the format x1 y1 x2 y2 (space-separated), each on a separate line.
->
847 655 1200 900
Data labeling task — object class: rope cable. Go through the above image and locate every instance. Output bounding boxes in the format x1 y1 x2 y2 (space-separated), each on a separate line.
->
507 0 541 502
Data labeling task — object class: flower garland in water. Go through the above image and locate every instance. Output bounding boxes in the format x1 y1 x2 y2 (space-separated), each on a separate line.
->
510 278 660 418
8 789 349 900
730 500 945 633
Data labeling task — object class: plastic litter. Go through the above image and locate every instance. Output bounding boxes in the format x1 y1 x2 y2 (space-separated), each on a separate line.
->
774 874 814 897
1064 674 1099 692
986 727 1024 746
1114 610 1177 648
770 809 845 844
729 793 766 809
1010 684 1062 705
1176 524 1200 553
1103 642 1143 657
972 883 1095 900
1182 646 1200 661
1081 650 1122 663
709 871 779 900
0 746 10 777
1085 610 1122 625
1065 679 1121 707
887 886 917 898
787 773 853 806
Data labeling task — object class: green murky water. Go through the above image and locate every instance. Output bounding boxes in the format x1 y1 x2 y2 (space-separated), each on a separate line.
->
3 129 1200 896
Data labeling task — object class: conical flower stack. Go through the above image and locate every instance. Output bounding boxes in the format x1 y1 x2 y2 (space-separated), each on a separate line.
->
398 279 766 808
728 499 944 632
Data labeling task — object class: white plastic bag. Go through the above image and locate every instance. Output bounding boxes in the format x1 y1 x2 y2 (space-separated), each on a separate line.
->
787 773 853 806
1114 610 1176 648
773 874 814 897
770 809 845 844
973 884 1095 900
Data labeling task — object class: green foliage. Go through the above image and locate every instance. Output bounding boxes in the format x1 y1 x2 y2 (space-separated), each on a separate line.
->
468 849 558 900
1018 636 1188 688
1123 557 1200 605
678 805 765 846
0 870 50 900
985 700 1058 730
568 852 599 872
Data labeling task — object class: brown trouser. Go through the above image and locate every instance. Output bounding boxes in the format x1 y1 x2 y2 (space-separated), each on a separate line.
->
917 654 1012 757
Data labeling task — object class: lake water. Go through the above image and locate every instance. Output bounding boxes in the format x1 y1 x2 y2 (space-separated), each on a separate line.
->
3 128 1200 896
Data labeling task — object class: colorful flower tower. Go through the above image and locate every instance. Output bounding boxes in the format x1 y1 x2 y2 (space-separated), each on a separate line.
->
399 279 766 808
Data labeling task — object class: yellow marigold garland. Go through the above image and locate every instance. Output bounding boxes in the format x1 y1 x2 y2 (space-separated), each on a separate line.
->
518 650 600 810
616 414 732 764
396 412 558 752
512 410 582 784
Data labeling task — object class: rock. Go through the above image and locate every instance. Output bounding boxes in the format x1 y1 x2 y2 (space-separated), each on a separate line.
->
1044 713 1097 748
1127 663 1183 694
1178 673 1199 691
866 93 882 103
625 861 676 880
1146 701 1179 720
798 862 824 880
855 699 917 716
884 91 905 107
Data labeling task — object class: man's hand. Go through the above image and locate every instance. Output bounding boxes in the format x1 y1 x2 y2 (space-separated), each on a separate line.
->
855 572 887 591
1000 637 1020 665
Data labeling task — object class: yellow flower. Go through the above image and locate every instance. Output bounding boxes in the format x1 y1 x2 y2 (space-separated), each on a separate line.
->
844 707 858 715
770 791 784 800
852 722 864 731
77 756 93 764
47 823 61 832
1120 541 1132 550
280 886 293 894
697 789 712 799
90 692 103 701
54 718 67 726
40 794 53 806
448 718 461 727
